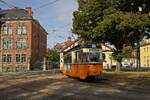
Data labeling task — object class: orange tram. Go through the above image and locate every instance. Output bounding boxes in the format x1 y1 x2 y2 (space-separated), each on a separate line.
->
60 44 103 80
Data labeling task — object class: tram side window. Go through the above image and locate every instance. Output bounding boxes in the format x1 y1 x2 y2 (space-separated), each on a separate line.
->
78 51 82 63
74 51 82 63
64 54 71 64
74 52 78 63
82 53 89 63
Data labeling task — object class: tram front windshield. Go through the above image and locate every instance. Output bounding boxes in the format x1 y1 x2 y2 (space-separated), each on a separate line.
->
83 52 100 63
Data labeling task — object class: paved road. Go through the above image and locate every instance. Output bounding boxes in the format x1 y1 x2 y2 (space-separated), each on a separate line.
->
0 71 150 100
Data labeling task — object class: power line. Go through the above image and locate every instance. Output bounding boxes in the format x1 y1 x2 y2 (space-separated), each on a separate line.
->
33 0 61 11
47 23 71 32
0 0 16 8
59 23 70 28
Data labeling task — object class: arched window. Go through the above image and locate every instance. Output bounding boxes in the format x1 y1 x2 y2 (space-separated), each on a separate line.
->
16 39 27 48
2 54 12 63
3 38 12 49
16 54 26 63
17 24 27 35
2 24 12 35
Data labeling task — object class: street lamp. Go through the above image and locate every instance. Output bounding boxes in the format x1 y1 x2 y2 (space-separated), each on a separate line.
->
135 6 143 70
144 28 150 39
135 7 143 70
138 6 142 12
134 41 140 70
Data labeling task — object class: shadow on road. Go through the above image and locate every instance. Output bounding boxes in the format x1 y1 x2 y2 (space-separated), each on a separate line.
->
0 72 149 100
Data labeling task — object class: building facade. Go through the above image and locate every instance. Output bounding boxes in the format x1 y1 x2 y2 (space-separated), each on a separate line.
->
0 7 47 72
140 39 150 67
101 44 117 69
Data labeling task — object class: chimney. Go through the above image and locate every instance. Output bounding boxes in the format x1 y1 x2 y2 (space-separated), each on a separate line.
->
67 36 72 41
25 7 33 16
66 37 73 47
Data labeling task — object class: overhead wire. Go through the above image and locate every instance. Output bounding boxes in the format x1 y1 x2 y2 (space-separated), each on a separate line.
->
59 23 70 28
33 0 61 11
31 0 74 40
48 29 76 41
0 0 16 8
0 0 75 46
48 23 71 33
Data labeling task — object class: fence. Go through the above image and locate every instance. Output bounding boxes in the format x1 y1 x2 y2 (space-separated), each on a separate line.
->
33 61 59 70
104 67 150 72
1 65 28 72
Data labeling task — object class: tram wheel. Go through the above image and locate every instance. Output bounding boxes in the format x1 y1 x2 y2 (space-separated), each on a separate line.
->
86 76 96 82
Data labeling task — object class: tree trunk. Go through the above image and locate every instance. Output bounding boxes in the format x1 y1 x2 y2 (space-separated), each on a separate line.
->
115 61 121 73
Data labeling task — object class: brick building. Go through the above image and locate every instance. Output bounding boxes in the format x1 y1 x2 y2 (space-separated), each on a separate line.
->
0 7 47 72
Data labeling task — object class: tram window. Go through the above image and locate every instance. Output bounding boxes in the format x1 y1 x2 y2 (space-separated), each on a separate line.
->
82 53 89 63
78 51 82 63
83 52 100 63
74 52 78 63
74 51 82 63
89 52 99 62
64 54 71 64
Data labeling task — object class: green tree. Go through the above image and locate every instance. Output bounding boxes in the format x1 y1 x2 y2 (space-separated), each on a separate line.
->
0 14 4 27
122 46 135 59
72 0 150 72
47 49 59 62
112 0 150 13
73 0 109 40
53 43 64 52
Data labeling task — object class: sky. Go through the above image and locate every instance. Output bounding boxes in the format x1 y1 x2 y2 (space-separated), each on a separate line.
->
0 0 78 48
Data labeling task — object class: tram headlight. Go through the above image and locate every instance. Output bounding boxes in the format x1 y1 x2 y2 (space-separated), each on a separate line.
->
93 67 97 73
93 69 97 73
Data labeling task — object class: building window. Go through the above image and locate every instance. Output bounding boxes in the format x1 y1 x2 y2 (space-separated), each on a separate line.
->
2 54 12 63
16 39 27 48
147 56 149 61
2 24 12 35
16 54 26 63
144 48 146 52
3 38 12 49
147 47 149 52
17 24 27 35
144 56 146 63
